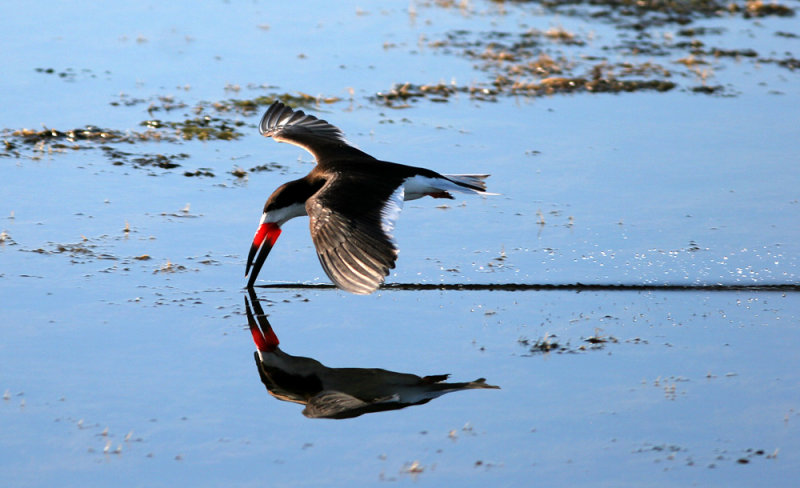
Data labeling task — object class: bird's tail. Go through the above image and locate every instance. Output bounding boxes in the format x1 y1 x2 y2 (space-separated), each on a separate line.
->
421 376 501 393
443 174 495 194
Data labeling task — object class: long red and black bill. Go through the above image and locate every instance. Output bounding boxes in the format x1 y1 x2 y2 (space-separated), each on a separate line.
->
246 221 282 287
245 291 279 352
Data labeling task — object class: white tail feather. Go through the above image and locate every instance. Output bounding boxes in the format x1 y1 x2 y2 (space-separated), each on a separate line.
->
443 174 490 192
403 174 496 200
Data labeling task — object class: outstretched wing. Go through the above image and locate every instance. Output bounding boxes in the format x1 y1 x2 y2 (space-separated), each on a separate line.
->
259 101 372 163
306 176 404 295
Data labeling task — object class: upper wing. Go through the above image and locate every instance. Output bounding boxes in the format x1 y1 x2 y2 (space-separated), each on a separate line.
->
306 177 404 295
259 101 373 163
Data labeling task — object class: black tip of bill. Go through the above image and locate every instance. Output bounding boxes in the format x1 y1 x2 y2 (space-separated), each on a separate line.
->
246 239 274 288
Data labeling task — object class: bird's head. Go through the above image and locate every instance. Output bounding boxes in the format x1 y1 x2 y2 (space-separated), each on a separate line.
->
245 182 311 287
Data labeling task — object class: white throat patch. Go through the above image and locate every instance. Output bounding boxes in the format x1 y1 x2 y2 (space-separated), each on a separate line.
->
265 202 308 226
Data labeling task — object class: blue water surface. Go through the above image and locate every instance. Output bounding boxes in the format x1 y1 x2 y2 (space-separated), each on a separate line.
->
1 1 799 486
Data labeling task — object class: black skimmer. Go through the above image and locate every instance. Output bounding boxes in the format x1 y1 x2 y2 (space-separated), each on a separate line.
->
245 101 494 294
245 291 499 419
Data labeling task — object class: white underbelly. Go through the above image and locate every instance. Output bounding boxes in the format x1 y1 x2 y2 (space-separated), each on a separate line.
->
402 175 449 200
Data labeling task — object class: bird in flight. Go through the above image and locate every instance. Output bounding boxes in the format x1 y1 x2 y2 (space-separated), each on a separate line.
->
246 101 493 294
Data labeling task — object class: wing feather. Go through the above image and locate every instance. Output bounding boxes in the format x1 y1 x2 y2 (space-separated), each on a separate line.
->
259 101 373 163
331 247 383 292
306 177 402 294
303 391 370 419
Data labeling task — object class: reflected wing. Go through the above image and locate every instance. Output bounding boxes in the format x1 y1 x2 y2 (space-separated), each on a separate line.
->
306 178 403 295
259 101 372 162
303 391 401 419
302 391 371 419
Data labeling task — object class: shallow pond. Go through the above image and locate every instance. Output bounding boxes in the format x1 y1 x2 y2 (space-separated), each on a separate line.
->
1 0 799 486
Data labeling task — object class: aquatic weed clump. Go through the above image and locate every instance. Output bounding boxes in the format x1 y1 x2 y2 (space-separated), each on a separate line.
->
208 92 341 115
514 0 794 27
373 0 799 106
741 0 795 17
372 82 481 106
373 26 685 105
140 116 244 141
10 126 124 145
510 76 676 95
0 91 350 171
0 125 184 161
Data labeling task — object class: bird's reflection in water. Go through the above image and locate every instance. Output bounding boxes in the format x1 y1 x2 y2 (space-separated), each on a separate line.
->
245 290 499 419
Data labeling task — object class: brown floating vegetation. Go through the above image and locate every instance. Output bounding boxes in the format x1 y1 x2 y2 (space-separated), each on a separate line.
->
154 260 188 274
2 0 795 161
372 67 676 106
25 240 117 262
1 125 183 157
140 116 244 141
518 335 562 354
210 92 341 115
518 330 620 355
183 169 215 178
761 57 800 70
371 2 798 107
497 0 794 27
372 26 680 106
743 0 795 17
691 85 725 94
0 90 354 166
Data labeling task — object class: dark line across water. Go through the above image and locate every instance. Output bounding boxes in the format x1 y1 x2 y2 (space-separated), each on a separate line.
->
253 283 800 292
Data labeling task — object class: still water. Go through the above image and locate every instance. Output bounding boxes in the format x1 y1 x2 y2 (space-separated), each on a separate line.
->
1 0 798 486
